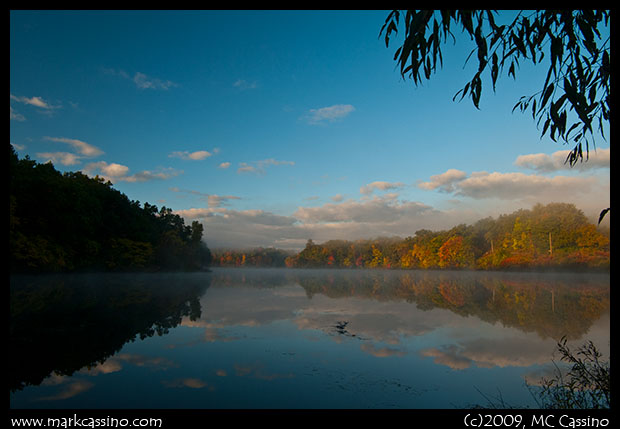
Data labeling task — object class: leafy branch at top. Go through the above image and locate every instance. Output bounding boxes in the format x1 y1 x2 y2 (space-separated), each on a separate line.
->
379 10 610 167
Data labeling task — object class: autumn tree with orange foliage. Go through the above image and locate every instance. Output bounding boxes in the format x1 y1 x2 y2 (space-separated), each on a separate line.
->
286 203 608 271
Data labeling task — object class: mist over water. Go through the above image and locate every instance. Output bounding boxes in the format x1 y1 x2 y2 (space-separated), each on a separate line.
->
10 268 609 409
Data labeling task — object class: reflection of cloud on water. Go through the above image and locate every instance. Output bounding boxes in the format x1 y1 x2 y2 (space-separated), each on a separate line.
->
521 366 564 387
421 345 473 370
35 352 178 402
291 296 445 346
80 353 178 377
182 286 305 330
80 358 123 375
182 286 444 346
162 378 215 390
360 343 406 358
182 284 561 373
421 337 557 371
41 373 69 386
233 362 295 381
103 353 177 371
202 327 241 343
36 380 94 401
463 338 556 368
178 273 609 373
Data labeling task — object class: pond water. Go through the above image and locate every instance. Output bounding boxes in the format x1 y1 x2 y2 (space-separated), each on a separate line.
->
10 268 609 409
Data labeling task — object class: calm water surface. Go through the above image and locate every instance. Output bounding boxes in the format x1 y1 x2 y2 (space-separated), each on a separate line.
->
10 268 609 409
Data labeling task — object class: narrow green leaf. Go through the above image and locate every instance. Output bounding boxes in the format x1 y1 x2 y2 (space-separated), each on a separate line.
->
440 10 452 37
541 118 551 137
460 10 474 36
550 124 557 141
540 82 554 109
491 52 498 91
512 33 526 56
598 208 610 225
490 25 505 47
393 46 402 61
471 74 482 109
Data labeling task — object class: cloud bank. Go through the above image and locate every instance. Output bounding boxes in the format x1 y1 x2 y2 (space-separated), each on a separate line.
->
176 147 609 250
515 148 610 173
176 194 470 250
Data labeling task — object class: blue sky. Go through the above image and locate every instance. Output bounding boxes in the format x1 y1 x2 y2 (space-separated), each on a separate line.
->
10 10 610 250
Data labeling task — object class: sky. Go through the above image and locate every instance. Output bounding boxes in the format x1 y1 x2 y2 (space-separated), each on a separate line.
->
10 10 610 250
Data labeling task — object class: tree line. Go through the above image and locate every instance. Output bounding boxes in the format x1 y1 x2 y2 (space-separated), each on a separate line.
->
211 247 292 268
284 203 609 271
10 145 212 273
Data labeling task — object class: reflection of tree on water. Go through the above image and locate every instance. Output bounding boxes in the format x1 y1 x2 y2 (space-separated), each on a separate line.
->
211 268 609 342
10 273 211 392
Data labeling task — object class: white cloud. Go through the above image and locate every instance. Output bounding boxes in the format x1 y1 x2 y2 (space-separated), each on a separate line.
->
99 162 130 177
218 162 231 169
174 207 224 218
102 67 130 79
515 148 610 173
418 167 601 202
133 72 177 90
104 68 177 90
44 137 104 158
237 158 295 175
360 181 406 195
418 169 467 192
294 194 432 224
10 93 60 120
10 94 56 110
9 106 26 122
170 187 240 207
10 106 26 121
169 150 213 161
304 104 355 124
177 207 296 228
233 79 258 90
455 171 596 200
207 194 241 208
82 161 130 179
237 163 258 174
36 152 82 166
83 161 181 183
125 168 182 182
